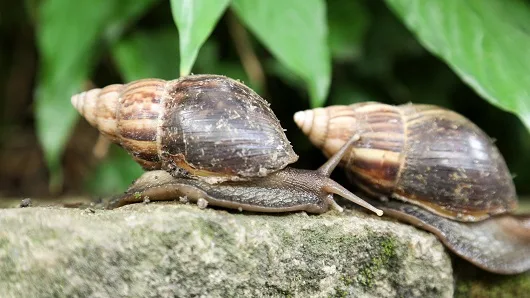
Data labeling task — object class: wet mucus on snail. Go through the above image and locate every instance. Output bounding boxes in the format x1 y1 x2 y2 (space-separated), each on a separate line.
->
71 74 383 216
294 102 530 274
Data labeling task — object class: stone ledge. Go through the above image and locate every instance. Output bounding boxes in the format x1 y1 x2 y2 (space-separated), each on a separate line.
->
0 204 452 297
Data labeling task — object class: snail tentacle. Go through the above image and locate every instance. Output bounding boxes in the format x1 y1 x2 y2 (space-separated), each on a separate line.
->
323 180 383 216
317 134 360 176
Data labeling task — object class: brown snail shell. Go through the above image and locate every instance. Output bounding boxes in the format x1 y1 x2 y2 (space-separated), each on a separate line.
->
72 74 298 182
294 102 517 222
294 102 530 274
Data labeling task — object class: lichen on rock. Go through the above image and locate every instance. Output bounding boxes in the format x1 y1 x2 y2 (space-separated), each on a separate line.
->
0 204 453 297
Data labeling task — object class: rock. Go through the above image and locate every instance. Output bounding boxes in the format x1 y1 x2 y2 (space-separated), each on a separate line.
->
0 204 453 297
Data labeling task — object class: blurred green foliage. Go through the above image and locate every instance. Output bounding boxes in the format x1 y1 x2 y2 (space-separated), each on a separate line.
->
1 0 530 200
35 0 156 191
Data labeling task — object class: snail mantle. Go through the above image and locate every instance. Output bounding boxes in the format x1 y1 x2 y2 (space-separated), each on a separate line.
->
0 204 453 298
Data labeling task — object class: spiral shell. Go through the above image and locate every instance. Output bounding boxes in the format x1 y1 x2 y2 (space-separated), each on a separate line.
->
72 74 298 181
294 102 517 221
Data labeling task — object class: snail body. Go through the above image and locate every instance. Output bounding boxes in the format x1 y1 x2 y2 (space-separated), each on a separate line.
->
295 102 517 222
72 75 383 216
294 102 530 274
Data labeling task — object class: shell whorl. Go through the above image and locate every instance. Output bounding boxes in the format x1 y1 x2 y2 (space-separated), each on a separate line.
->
72 79 165 169
294 105 359 157
72 75 298 179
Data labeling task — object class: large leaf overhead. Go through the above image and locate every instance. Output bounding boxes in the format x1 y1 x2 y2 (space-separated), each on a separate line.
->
170 0 230 76
385 0 530 132
232 0 331 107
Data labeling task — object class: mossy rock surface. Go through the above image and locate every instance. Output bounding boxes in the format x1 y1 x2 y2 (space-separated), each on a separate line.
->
0 204 453 297
454 262 530 298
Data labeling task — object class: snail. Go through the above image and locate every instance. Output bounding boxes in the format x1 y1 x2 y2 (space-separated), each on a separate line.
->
293 102 530 274
71 74 383 216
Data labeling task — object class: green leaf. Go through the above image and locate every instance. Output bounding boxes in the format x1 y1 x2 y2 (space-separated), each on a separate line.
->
232 0 331 107
35 0 155 191
170 0 230 76
112 28 180 81
385 0 530 133
328 0 369 61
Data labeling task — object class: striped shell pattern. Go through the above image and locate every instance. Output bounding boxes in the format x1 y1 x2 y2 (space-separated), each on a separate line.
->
72 75 298 182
